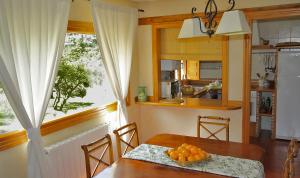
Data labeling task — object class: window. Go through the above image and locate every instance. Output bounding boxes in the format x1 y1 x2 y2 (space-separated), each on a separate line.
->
152 22 228 104
0 33 115 134
0 83 17 134
199 61 222 80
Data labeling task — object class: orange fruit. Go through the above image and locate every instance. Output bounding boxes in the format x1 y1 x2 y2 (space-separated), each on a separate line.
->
190 147 198 155
177 146 184 152
181 149 190 157
187 155 196 162
167 149 174 155
181 143 188 147
194 154 203 161
185 145 192 150
178 155 186 163
170 151 179 160
178 152 184 158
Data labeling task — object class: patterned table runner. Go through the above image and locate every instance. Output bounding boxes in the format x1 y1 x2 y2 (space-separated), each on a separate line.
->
123 144 264 178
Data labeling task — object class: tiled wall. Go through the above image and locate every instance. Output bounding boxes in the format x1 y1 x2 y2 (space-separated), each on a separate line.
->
252 19 300 80
258 19 300 45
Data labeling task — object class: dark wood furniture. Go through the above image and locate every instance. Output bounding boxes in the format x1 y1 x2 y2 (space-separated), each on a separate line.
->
113 122 139 158
283 139 299 178
197 116 230 142
81 134 114 178
95 134 265 178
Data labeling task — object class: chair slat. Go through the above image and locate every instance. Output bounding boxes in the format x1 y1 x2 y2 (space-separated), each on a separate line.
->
119 127 136 136
198 116 230 142
113 122 139 158
81 134 114 178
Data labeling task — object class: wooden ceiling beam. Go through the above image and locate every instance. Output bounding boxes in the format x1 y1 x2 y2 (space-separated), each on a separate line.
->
138 3 300 25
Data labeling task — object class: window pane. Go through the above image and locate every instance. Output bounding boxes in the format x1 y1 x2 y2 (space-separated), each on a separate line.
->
0 33 115 134
0 83 20 133
44 33 115 122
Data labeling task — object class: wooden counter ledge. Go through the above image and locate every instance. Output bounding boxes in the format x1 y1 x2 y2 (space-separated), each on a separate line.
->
135 97 242 110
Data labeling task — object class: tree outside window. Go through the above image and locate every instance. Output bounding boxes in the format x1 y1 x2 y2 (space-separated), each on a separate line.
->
0 33 115 133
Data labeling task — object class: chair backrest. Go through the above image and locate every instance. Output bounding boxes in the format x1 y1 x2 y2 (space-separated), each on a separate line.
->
197 116 230 142
291 139 298 158
81 134 114 178
113 122 139 158
288 139 299 158
283 154 294 178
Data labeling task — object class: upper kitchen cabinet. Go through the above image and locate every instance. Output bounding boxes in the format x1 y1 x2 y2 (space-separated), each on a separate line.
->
160 28 223 61
186 60 200 80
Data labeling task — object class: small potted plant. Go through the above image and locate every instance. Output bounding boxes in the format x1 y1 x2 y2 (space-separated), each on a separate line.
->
206 80 222 99
256 73 270 88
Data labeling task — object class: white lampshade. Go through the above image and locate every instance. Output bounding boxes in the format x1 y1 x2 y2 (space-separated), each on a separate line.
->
216 10 251 36
178 17 207 38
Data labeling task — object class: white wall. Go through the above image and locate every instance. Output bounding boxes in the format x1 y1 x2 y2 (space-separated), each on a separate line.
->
69 0 137 22
137 25 153 95
252 19 300 80
140 106 243 142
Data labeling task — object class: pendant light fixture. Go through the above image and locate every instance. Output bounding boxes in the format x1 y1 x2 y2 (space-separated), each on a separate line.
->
178 0 251 38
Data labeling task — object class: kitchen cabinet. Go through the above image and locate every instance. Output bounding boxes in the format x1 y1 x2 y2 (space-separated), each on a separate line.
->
187 60 199 80
161 60 180 71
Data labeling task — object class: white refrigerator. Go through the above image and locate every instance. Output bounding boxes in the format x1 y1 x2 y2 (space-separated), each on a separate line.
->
276 51 300 140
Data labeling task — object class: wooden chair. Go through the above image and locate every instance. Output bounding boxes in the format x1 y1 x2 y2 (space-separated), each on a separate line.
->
283 155 294 178
81 134 114 178
197 116 230 142
291 139 298 158
288 139 299 158
283 154 294 178
113 122 139 158
283 139 298 178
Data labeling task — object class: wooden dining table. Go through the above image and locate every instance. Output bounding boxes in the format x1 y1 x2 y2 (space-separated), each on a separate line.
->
95 134 265 178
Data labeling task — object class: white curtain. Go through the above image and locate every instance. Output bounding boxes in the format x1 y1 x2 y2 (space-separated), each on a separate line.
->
0 0 70 178
91 0 137 128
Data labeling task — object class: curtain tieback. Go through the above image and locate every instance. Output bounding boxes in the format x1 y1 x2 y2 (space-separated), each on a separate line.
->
117 99 126 108
27 127 41 141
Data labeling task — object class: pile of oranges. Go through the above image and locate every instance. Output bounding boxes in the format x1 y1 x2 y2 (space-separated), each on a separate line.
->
166 143 209 164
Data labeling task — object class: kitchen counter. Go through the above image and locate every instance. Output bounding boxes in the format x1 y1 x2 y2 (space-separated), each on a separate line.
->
135 97 242 110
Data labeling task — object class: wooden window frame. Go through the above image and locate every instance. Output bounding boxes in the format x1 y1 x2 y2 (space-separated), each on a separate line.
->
0 20 130 151
152 21 229 105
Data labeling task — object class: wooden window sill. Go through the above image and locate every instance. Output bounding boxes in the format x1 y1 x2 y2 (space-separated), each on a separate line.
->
0 102 117 151
135 97 242 110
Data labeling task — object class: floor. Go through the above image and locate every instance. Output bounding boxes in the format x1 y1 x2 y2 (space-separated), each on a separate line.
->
250 130 300 178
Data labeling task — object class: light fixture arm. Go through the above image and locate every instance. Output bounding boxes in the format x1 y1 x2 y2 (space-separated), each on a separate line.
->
227 0 235 11
191 0 236 37
192 7 208 35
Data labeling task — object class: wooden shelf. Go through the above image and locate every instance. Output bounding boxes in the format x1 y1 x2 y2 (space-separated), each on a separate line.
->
252 45 276 50
258 113 274 117
255 87 276 92
251 85 276 92
136 97 242 110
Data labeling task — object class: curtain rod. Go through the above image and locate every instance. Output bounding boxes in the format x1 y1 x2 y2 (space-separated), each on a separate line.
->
71 0 145 12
